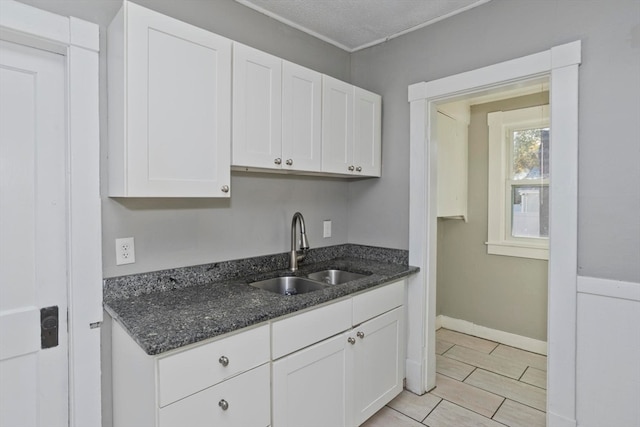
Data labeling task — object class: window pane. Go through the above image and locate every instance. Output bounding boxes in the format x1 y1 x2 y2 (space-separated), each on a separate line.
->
511 185 549 238
512 128 549 180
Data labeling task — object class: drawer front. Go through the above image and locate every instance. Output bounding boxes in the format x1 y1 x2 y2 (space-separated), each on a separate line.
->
352 280 405 326
159 363 270 427
158 324 269 407
272 299 351 359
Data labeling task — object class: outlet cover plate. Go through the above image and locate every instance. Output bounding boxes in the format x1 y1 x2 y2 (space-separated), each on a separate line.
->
323 220 332 238
115 237 135 265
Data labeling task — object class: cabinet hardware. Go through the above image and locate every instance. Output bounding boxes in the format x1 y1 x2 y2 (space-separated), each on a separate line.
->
286 159 293 166
356 331 365 339
348 165 355 171
347 337 356 345
274 158 282 165
356 166 362 172
218 355 229 366
218 399 229 410
221 185 229 193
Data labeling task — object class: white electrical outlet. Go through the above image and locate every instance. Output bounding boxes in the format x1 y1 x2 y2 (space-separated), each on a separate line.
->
115 237 135 265
323 220 332 238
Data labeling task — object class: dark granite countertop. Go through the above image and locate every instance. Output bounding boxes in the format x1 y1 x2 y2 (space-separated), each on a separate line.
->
104 245 418 356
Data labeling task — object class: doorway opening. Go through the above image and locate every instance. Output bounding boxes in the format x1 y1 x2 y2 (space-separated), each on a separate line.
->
406 41 581 426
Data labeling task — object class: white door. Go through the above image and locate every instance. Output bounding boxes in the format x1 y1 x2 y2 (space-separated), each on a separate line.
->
0 40 68 427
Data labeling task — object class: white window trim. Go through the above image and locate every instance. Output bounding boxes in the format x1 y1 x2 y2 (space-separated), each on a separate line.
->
487 105 550 260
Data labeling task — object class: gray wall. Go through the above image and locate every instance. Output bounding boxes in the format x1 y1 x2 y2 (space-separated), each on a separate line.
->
436 93 549 341
349 0 640 283
17 0 354 278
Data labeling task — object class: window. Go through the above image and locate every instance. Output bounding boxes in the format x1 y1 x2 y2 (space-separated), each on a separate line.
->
487 105 550 260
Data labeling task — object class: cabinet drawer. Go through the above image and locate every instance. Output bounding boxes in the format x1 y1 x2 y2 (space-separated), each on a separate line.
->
352 280 404 325
272 299 351 359
157 324 269 407
159 363 270 427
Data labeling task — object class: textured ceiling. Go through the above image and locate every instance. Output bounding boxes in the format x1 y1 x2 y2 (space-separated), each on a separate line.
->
234 0 490 52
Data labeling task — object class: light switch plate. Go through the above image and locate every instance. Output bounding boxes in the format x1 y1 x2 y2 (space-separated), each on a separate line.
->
323 220 332 238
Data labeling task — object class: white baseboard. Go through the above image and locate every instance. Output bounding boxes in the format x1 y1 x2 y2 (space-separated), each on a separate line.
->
437 315 548 355
547 411 577 427
404 358 425 395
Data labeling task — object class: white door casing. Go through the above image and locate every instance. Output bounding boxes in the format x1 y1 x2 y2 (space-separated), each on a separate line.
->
0 39 68 427
407 41 581 427
0 2 101 426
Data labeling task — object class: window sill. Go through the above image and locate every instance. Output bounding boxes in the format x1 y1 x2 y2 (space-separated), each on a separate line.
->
486 241 549 260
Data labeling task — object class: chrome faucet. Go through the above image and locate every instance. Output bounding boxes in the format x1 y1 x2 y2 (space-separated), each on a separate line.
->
289 212 310 271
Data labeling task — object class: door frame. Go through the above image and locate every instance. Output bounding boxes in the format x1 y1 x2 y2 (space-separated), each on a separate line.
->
0 2 102 426
407 41 581 427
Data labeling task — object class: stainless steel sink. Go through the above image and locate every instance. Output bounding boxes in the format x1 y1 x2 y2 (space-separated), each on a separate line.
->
306 269 370 285
249 276 327 295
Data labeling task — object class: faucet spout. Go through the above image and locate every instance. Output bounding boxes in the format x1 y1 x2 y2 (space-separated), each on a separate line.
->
290 212 310 271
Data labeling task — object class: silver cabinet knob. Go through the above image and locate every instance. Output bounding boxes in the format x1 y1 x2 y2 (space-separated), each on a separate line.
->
356 166 362 172
274 158 282 165
348 337 356 345
218 399 229 410
221 185 229 193
218 355 229 366
356 331 365 339
348 165 355 171
286 159 293 166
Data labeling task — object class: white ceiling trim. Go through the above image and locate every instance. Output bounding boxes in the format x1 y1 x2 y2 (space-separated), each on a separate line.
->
235 0 492 53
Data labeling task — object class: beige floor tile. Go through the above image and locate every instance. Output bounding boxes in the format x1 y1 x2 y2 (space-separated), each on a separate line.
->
436 339 454 355
387 390 441 422
436 354 475 381
430 373 504 418
491 344 547 371
423 400 505 427
436 329 498 353
465 369 546 411
520 366 547 389
445 345 528 379
493 399 546 427
360 406 424 427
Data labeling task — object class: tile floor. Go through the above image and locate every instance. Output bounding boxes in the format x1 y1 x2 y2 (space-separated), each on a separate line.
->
362 328 547 427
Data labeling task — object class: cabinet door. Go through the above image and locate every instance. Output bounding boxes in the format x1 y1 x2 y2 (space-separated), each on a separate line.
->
437 111 468 219
353 87 382 177
232 43 282 169
322 75 353 175
159 363 270 427
282 61 322 172
125 2 231 197
273 334 353 427
352 307 404 426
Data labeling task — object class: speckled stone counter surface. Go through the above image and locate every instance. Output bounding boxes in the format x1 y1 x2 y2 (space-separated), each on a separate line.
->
104 244 418 355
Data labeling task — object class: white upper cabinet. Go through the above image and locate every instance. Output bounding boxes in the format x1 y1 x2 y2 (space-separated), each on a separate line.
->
353 87 382 177
232 43 282 170
437 110 468 221
322 75 381 177
108 1 232 197
321 75 354 175
281 61 322 172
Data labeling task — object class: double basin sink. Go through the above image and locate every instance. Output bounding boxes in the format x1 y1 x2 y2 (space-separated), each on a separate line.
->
250 269 370 296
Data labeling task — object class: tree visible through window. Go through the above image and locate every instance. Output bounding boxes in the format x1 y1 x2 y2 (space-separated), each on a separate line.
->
487 105 550 260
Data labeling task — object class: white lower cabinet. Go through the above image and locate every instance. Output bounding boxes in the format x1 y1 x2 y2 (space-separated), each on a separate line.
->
351 307 404 425
272 334 353 427
159 363 270 427
271 280 405 427
112 280 405 427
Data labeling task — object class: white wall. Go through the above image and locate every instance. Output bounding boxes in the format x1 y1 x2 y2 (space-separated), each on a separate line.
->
576 277 640 427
